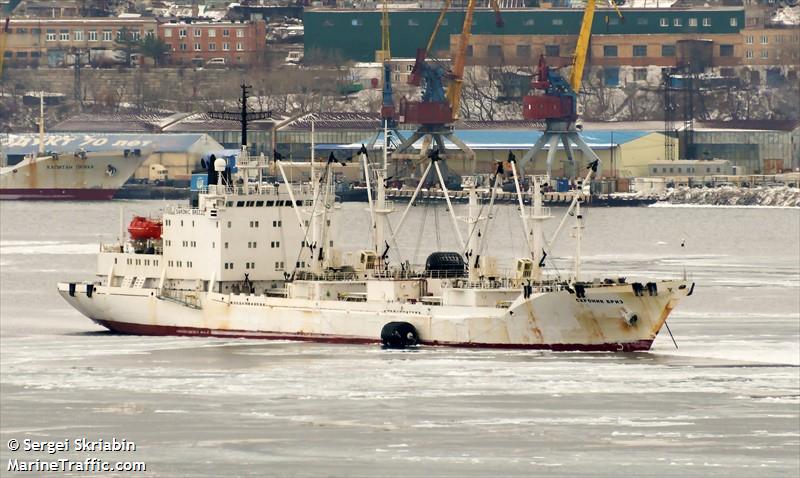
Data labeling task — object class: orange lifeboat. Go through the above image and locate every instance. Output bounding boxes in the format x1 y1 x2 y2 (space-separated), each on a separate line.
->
128 216 162 241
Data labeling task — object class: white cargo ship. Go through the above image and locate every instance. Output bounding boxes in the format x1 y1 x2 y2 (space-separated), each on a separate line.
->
1 97 146 200
1 149 146 200
58 143 694 351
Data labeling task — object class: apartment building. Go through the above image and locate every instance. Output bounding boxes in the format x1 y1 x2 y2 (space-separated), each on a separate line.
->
157 20 267 66
304 8 746 62
2 17 158 67
303 7 766 88
741 26 800 77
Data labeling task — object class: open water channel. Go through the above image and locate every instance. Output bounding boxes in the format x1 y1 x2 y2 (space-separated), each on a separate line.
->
1 200 798 477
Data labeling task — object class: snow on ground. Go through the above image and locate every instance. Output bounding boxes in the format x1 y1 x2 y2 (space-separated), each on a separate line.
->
772 6 800 26
664 185 800 207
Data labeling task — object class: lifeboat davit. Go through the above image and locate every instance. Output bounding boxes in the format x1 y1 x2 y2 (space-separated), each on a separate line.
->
128 216 162 240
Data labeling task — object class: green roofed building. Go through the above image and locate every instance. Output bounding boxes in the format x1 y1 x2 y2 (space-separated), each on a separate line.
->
304 7 746 64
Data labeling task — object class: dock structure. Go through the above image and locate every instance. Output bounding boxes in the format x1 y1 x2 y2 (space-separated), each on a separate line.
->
382 188 651 206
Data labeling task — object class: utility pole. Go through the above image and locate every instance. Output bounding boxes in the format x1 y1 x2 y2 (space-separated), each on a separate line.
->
683 64 695 160
72 48 82 104
663 69 677 162
207 83 271 152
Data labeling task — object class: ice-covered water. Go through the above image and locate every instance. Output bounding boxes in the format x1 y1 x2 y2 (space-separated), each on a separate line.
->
1 201 798 477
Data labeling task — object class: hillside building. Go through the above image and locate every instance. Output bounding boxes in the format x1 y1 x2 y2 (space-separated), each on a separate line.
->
2 17 158 67
157 20 267 66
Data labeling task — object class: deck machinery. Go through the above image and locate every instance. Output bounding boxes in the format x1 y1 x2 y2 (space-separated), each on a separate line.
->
521 0 621 178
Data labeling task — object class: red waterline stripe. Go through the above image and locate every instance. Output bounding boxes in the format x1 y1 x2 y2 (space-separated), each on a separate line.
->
92 319 653 352
0 188 117 200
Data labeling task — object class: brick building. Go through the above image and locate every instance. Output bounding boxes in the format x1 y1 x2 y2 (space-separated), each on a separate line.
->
2 17 158 67
157 20 267 66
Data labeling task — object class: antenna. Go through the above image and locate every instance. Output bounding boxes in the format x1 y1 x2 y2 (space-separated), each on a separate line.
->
38 91 45 155
207 83 271 151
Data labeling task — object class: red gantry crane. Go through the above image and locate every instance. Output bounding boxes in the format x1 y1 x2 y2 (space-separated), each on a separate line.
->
366 0 408 150
392 0 503 168
520 0 622 178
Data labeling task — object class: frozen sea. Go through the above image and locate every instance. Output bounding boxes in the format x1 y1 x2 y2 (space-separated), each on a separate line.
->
1 201 798 477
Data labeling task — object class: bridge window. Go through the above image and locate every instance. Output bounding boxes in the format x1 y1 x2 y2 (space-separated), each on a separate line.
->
702 18 711 27
552 18 563 26
351 19 363 27
637 17 648 26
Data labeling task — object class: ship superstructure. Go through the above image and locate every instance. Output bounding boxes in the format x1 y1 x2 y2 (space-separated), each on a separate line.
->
58 141 694 351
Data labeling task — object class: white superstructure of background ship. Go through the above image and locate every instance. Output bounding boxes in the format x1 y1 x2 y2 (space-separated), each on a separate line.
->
58 127 694 351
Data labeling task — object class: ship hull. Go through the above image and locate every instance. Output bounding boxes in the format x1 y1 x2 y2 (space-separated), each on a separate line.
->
0 188 117 200
57 280 691 351
0 151 144 200
90 319 653 351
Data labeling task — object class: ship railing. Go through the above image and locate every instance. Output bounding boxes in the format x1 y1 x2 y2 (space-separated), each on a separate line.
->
100 243 124 253
197 183 331 198
293 270 362 282
440 274 574 291
157 288 202 309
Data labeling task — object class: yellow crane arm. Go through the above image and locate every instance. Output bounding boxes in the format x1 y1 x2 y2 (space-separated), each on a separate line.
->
381 0 390 61
425 0 453 55
0 18 10 77
446 0 476 120
568 1 622 93
568 0 597 94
